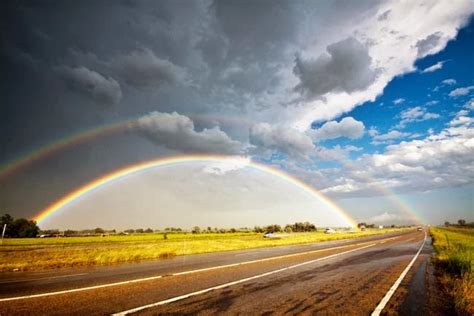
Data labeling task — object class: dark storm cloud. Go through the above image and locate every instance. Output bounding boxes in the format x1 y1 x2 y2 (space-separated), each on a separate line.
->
55 65 122 105
134 111 245 154
111 48 189 89
211 0 297 57
293 37 378 98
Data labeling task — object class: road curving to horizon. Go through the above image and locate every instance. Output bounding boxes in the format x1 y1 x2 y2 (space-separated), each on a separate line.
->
0 230 431 315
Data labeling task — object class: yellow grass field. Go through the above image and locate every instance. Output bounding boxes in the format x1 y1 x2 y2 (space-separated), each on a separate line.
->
0 228 408 272
430 226 474 315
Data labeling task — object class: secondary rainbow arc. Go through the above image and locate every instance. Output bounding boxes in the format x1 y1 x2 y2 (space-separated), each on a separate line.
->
34 155 358 228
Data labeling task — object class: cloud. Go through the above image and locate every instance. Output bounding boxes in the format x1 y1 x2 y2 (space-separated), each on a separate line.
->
377 10 391 21
416 32 444 57
449 86 474 97
309 117 365 141
396 106 440 128
368 127 379 137
291 2 473 127
450 108 474 127
373 130 409 141
442 78 457 85
320 121 474 197
371 130 410 145
465 98 474 110
249 123 315 159
202 158 250 176
365 212 403 224
393 98 405 105
421 61 444 73
55 66 122 105
293 37 378 98
112 48 188 89
368 125 474 190
426 100 439 106
133 111 244 154
315 144 363 161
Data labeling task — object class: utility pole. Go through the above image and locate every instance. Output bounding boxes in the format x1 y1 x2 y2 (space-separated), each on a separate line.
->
1 224 6 245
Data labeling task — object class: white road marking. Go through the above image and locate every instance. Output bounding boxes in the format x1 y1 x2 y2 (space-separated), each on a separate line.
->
371 231 427 316
0 274 165 302
0 235 401 302
112 243 378 315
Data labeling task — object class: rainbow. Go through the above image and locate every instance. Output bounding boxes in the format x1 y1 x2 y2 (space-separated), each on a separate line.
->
34 155 358 228
333 160 424 225
0 114 250 182
0 114 423 225
0 120 132 182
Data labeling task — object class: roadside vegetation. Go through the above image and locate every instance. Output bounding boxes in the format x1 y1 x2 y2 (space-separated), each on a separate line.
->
0 226 409 272
430 225 473 315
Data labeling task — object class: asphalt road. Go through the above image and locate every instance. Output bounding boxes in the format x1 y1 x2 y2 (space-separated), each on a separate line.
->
0 230 431 315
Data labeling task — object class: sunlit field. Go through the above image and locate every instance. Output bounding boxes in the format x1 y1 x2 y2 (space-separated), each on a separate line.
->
430 227 474 315
0 228 408 272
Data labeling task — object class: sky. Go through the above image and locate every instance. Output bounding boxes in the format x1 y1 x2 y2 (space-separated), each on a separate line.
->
1 0 473 229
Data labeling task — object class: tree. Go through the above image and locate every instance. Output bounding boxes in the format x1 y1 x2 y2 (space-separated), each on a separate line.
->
12 218 40 237
444 221 450 226
264 224 282 233
192 226 201 234
64 229 77 236
94 227 105 234
285 222 317 232
1 214 39 238
1 214 14 236
458 219 466 226
145 228 153 233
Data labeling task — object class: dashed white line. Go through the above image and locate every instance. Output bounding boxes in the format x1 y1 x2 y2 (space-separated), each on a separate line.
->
112 242 378 315
0 235 400 302
371 231 427 316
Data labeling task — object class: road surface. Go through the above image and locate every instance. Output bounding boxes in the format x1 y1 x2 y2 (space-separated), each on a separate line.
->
0 230 432 315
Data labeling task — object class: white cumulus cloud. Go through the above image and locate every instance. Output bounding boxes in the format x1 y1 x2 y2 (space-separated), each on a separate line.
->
309 117 365 141
421 61 445 73
249 123 315 160
449 86 474 97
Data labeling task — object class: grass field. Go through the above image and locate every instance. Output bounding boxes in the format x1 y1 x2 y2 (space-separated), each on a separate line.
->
430 227 473 315
0 228 407 272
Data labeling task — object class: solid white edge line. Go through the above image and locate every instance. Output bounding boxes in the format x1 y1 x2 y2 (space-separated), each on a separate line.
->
112 243 378 315
371 231 427 316
0 235 400 302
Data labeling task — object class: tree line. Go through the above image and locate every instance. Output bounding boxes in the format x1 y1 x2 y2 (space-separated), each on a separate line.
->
1 213 324 238
1 214 40 238
444 219 473 228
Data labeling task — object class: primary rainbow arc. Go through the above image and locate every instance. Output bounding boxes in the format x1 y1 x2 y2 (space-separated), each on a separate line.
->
34 155 358 228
